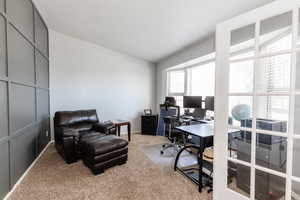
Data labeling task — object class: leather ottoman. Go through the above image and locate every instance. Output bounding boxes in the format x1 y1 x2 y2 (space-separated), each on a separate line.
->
81 135 128 175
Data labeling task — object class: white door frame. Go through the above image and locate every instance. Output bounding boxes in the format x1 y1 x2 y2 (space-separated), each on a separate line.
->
214 0 300 199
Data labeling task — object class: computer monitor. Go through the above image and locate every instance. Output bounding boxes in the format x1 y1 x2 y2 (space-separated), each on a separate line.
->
205 96 214 111
183 96 202 108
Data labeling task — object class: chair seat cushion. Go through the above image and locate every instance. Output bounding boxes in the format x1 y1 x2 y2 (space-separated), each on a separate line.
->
82 135 128 156
79 132 105 142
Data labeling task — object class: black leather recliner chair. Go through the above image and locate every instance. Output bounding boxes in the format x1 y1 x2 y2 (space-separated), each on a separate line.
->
54 109 116 164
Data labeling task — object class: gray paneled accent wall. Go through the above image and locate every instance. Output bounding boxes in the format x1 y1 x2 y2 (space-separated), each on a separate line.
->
0 81 8 139
8 25 35 84
0 0 50 198
0 14 6 77
0 0 4 13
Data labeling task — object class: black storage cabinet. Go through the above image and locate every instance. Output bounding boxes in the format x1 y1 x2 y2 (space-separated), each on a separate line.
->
141 115 158 135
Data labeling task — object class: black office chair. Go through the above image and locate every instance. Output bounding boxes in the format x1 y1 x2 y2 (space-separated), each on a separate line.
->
160 116 187 155
159 97 190 155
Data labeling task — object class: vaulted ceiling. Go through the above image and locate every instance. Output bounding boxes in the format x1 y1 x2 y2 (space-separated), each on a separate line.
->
33 0 274 62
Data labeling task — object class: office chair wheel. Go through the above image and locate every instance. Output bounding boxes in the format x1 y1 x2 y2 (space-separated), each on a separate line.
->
160 150 164 155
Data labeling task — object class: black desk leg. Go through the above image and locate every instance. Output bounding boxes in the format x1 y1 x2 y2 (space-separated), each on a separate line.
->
198 139 204 192
117 126 121 137
127 124 131 141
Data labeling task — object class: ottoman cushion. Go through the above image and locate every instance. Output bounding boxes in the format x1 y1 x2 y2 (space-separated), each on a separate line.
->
85 147 128 164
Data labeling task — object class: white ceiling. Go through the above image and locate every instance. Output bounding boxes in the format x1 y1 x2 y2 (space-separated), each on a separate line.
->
33 0 274 63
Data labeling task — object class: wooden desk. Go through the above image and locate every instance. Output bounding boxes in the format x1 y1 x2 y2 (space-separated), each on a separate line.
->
174 124 239 192
112 120 131 142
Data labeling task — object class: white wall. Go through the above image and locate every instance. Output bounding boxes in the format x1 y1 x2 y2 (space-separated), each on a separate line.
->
156 34 215 105
49 30 156 136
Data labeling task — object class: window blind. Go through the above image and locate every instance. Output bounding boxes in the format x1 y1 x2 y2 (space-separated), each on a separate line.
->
260 34 291 120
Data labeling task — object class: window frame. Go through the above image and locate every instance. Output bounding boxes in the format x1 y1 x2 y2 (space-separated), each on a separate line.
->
167 69 187 97
166 55 216 98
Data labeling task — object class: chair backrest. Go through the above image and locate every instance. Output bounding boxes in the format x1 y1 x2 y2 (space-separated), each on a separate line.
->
164 96 177 106
54 109 99 127
156 106 179 136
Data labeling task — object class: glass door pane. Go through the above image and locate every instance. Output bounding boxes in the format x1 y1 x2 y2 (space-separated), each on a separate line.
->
255 169 286 200
228 96 253 127
292 181 300 200
296 52 300 91
255 133 287 173
231 24 255 61
297 8 300 48
229 60 254 93
293 139 300 178
256 96 289 133
228 160 251 198
256 54 291 94
293 96 300 135
260 12 292 55
228 129 252 163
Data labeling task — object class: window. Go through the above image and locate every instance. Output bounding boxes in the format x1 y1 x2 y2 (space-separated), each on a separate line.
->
173 96 184 109
190 62 215 96
167 58 215 108
168 70 186 108
168 70 185 94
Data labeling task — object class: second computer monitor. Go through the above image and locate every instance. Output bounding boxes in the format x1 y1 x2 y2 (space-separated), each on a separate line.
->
183 96 202 108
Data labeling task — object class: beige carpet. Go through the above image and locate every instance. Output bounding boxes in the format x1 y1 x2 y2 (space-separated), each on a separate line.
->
8 134 212 200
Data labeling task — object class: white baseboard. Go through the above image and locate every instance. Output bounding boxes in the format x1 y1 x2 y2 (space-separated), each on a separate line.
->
3 140 54 200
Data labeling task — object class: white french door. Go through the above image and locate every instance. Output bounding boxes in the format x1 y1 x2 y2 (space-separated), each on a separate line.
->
214 1 300 200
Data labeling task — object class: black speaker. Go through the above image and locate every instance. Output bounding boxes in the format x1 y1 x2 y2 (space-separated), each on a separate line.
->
141 115 158 135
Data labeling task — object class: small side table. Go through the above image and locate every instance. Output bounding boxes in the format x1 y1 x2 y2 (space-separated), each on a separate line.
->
112 120 131 142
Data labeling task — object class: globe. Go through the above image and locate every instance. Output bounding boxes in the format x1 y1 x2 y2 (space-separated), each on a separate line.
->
231 104 251 121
